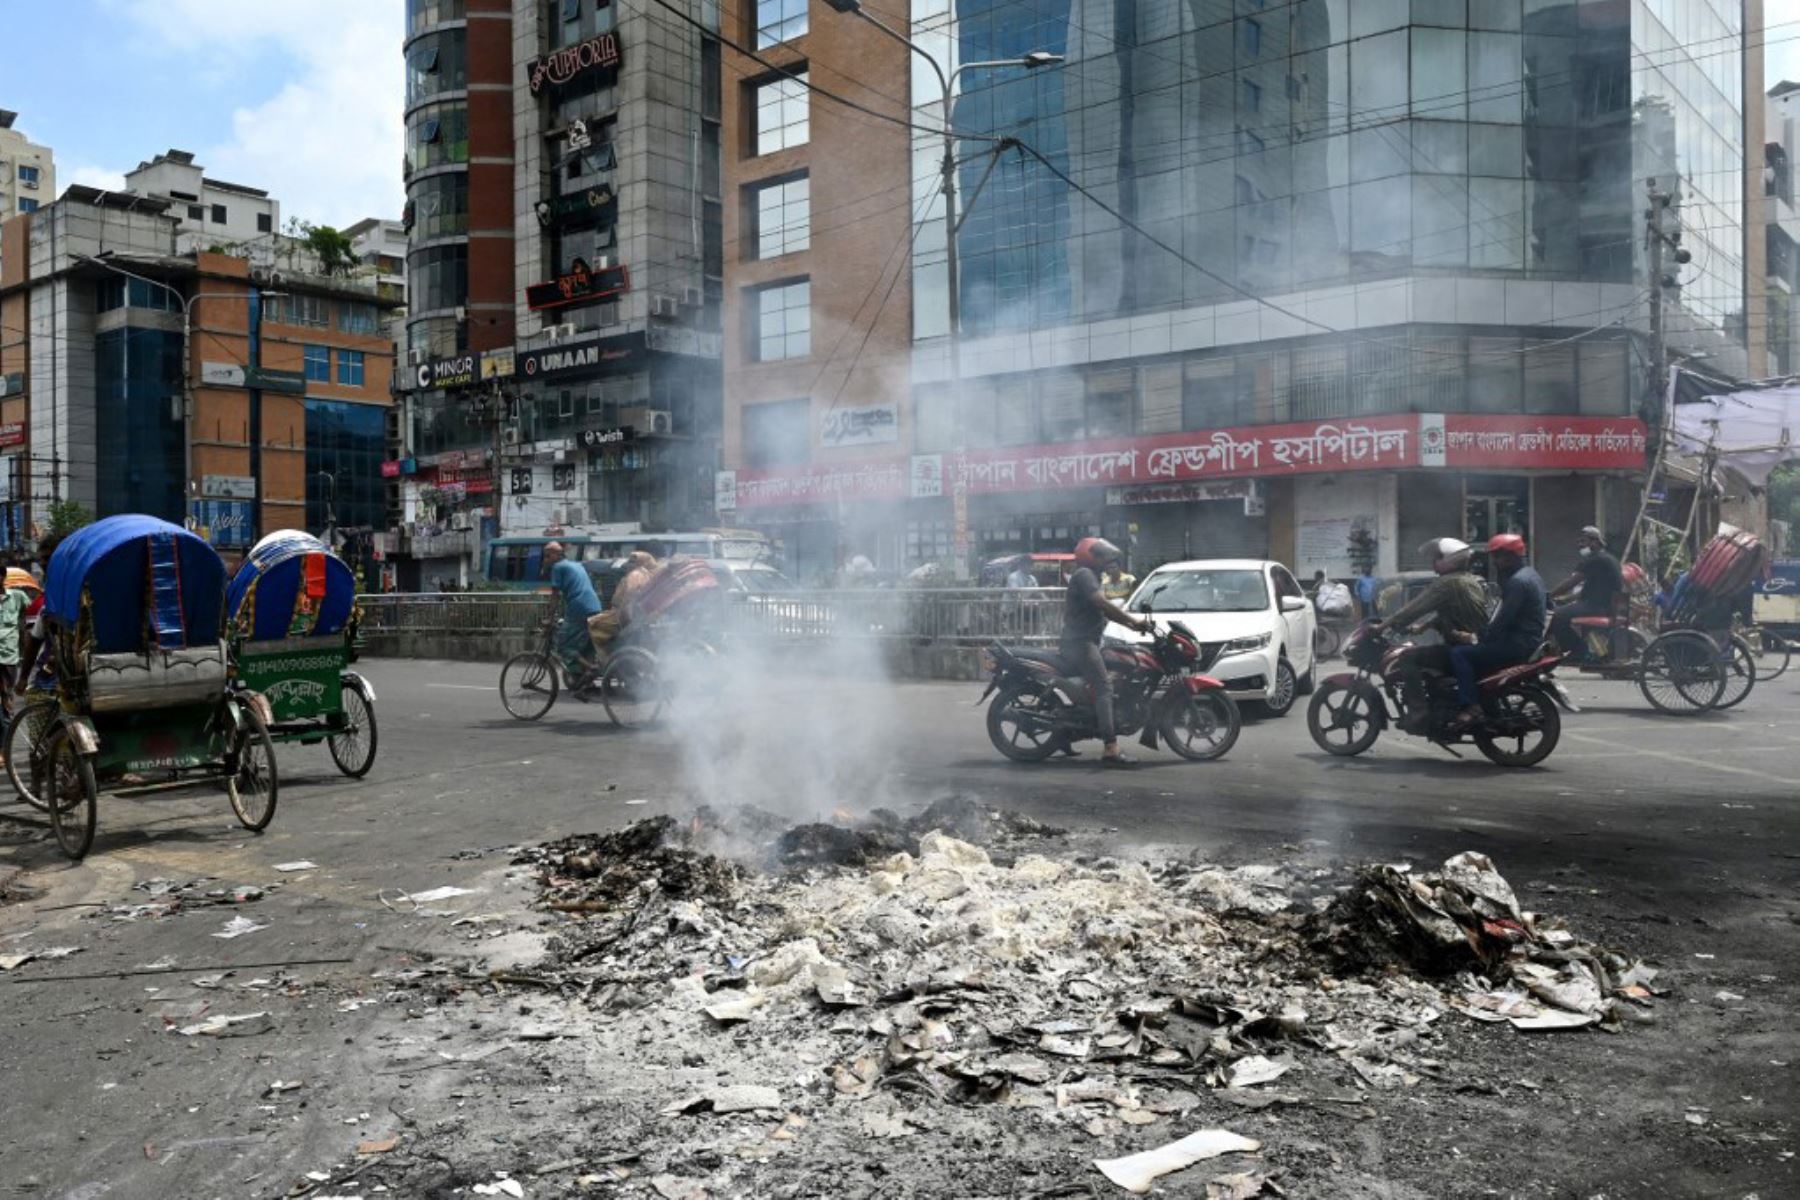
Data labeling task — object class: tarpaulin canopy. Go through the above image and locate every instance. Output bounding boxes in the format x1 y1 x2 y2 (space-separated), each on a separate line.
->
1670 378 1800 486
227 529 357 640
44 514 227 654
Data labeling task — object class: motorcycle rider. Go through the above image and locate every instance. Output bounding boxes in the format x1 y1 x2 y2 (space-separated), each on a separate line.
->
1369 537 1488 729
1448 533 1547 730
1063 537 1155 766
1547 525 1624 659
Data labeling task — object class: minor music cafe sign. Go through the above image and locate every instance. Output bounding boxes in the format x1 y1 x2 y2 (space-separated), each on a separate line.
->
536 184 618 231
529 32 622 95
526 258 631 312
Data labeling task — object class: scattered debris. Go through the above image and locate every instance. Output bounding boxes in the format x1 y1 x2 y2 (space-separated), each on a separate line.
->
174 1012 273 1037
661 1085 783 1116
472 1179 525 1198
1225 1055 1290 1089
273 861 319 873
1094 1128 1261 1194
403 885 479 904
357 1136 400 1155
211 916 267 940
0 947 81 971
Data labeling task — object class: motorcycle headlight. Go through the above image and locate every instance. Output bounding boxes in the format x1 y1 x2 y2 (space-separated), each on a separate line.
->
1221 632 1271 655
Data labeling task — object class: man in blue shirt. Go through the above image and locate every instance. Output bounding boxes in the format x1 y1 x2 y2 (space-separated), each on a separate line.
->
543 541 603 679
1448 533 1547 728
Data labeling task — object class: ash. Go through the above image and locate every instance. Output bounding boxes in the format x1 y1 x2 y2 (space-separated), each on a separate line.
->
412 806 1657 1197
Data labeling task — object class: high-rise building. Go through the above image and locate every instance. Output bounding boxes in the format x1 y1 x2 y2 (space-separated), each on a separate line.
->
714 1 915 580
391 0 722 589
0 188 400 558
0 111 54 227
1766 79 1800 374
727 0 1767 589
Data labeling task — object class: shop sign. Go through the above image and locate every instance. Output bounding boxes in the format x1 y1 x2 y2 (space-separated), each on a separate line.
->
201 361 246 387
525 259 631 312
909 455 943 499
536 185 618 231
1106 479 1255 506
552 464 578 491
202 474 257 500
195 499 254 549
520 331 643 378
819 402 898 449
566 118 594 152
481 349 516 380
715 470 737 512
1436 414 1648 470
0 456 15 502
413 353 479 391
245 366 305 394
0 372 22 398
0 421 25 449
509 467 534 495
528 32 623 95
381 460 402 478
580 425 635 449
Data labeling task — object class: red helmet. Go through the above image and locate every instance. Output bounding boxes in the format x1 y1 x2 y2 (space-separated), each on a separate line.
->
1486 533 1527 558
1073 537 1123 570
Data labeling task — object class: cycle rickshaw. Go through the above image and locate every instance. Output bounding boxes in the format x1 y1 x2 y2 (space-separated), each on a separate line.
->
7 515 279 860
228 531 378 778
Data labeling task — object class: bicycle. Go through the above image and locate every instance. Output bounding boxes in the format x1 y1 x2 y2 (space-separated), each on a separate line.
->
499 615 598 721
1733 618 1791 682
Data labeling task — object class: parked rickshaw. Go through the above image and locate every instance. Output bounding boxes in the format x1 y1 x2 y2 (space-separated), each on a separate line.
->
8 515 279 860
227 531 378 777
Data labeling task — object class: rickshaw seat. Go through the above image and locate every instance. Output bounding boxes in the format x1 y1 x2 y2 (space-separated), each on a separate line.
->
87 646 228 713
1570 616 1613 628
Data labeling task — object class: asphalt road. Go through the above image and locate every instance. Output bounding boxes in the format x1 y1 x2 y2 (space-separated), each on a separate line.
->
1 655 1796 1197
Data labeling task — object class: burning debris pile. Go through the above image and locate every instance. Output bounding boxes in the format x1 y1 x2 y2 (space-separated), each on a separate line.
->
486 809 1661 1194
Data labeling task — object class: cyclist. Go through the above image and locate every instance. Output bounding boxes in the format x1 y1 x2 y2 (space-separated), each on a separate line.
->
541 542 603 685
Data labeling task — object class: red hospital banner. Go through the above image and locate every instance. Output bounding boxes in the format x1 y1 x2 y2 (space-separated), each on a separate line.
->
1434 415 1649 470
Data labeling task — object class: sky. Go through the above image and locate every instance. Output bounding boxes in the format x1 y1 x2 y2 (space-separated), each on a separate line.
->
0 0 405 229
0 2 1797 232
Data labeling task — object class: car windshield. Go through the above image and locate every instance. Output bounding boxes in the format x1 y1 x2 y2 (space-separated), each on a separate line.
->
1132 569 1269 614
734 570 796 594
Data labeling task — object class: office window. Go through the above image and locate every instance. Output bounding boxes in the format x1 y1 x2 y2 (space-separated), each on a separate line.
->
750 174 809 258
18 198 37 213
751 279 809 361
743 398 809 467
755 0 806 48
754 72 809 154
1241 78 1261 114
305 399 386 535
338 302 379 335
336 349 366 387
187 204 204 221
1241 18 1261 57
18 166 39 185
257 212 273 233
280 293 328 328
304 345 331 382
211 203 228 224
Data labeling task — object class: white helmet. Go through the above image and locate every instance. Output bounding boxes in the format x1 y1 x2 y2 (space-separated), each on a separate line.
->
1419 537 1471 575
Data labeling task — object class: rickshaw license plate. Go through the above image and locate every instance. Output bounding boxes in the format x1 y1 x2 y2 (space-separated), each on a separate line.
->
239 648 344 721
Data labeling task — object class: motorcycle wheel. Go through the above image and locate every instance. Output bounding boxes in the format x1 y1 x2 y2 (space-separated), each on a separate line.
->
1473 685 1561 767
1306 681 1381 757
1160 691 1241 761
986 683 1063 762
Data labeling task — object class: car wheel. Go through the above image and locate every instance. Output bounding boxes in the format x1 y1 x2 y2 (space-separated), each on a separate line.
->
1261 656 1299 717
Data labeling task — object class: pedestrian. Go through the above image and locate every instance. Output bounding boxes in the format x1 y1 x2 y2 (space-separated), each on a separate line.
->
1062 538 1154 766
0 567 35 722
1102 559 1138 604
1353 565 1380 618
1005 556 1036 589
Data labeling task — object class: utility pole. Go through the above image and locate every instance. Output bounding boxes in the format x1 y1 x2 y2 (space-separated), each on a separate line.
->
1626 178 1693 570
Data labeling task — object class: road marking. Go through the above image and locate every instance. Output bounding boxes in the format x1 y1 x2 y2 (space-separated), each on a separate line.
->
1563 730 1797 785
426 684 495 691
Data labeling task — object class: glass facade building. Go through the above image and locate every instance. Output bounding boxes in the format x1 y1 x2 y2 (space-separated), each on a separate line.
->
306 399 389 534
94 328 185 522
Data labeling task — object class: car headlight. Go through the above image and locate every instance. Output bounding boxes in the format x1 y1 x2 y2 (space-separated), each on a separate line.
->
1221 632 1271 655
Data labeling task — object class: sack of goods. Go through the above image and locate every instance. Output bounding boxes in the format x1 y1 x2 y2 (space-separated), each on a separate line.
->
1668 528 1762 625
1314 580 1353 616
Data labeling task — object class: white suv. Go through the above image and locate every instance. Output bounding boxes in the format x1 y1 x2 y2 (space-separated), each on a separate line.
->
1109 559 1318 716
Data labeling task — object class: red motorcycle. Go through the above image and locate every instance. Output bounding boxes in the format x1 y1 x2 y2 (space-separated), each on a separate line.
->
979 620 1241 762
1306 621 1563 767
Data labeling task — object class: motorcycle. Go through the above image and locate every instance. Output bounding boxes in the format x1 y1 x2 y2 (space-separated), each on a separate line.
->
1306 620 1563 767
978 620 1241 762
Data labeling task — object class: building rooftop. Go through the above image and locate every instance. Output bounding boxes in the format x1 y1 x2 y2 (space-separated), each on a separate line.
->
0 111 15 130
1773 80 1800 99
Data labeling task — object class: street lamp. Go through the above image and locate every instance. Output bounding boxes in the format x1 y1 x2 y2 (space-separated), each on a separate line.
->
825 0 1061 575
75 252 283 528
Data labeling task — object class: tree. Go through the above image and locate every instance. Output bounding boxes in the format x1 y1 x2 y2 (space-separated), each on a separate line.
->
285 218 358 277
1770 462 1800 541
46 500 94 538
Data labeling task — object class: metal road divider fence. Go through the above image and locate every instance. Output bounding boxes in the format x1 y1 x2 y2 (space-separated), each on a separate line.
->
354 589 1069 660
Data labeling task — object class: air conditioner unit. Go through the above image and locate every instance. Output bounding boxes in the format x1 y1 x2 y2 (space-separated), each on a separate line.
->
650 294 679 320
502 425 523 445
409 348 427 365
644 409 673 436
681 286 703 307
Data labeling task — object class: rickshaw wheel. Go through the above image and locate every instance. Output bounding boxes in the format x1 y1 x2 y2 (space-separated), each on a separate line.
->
500 652 559 721
5 699 57 813
1713 634 1757 711
1637 630 1726 714
328 684 379 778
600 647 664 729
44 727 97 861
227 706 280 832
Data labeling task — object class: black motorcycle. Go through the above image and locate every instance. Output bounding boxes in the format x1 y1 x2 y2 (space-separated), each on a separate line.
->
978 620 1241 762
1306 621 1563 767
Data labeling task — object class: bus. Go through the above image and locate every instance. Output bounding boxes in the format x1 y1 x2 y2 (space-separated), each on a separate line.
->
485 526 772 588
